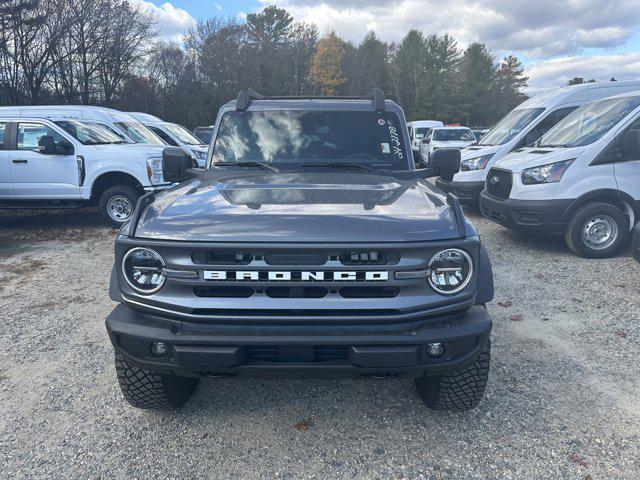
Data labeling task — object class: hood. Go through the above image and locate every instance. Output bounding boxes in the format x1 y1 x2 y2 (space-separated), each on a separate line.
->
432 140 473 149
461 144 499 160
494 146 585 173
135 171 461 242
91 143 165 158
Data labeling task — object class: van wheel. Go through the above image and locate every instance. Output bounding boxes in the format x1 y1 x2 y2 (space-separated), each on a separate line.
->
99 185 140 228
414 341 490 411
564 202 628 258
115 354 199 409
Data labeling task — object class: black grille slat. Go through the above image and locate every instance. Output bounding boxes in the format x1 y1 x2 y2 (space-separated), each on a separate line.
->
486 168 513 200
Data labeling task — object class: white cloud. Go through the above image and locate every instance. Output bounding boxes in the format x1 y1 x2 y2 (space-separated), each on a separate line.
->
524 52 640 94
262 0 640 58
134 1 196 43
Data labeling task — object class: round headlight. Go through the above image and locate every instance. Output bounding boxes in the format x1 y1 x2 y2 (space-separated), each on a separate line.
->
122 247 166 294
427 248 473 295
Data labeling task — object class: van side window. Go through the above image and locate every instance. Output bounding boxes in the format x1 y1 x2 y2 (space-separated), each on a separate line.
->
16 123 65 151
149 126 178 146
0 122 5 148
620 117 640 162
516 107 579 149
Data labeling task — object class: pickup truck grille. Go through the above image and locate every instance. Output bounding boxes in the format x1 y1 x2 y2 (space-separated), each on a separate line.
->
192 250 400 266
485 168 513 200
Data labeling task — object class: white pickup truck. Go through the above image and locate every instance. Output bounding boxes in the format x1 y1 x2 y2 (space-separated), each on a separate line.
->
0 111 177 227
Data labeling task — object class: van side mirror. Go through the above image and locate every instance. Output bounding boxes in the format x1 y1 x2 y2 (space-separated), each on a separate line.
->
38 135 74 155
163 147 197 183
430 148 460 181
621 129 640 160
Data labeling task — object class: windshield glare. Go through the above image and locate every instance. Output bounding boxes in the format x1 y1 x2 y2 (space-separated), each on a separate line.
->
539 96 640 148
55 120 126 145
211 110 408 169
114 121 163 144
433 128 475 142
164 123 203 145
479 108 545 146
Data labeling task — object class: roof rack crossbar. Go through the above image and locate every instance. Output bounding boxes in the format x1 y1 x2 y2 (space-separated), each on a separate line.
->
234 88 386 111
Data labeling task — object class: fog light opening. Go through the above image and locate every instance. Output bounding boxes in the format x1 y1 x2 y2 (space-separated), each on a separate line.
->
426 342 445 358
150 341 170 357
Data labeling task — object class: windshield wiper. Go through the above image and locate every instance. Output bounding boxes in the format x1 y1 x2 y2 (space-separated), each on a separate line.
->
538 144 567 148
214 161 279 172
301 162 377 173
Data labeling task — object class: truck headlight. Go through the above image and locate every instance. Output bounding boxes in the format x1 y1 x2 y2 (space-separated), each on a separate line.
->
427 248 473 295
522 159 574 185
146 157 164 184
122 247 166 294
461 153 493 171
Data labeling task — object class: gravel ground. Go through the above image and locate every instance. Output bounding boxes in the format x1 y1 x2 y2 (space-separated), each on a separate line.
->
1 207 639 480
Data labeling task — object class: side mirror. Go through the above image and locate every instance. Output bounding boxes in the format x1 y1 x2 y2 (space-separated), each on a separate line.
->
163 146 197 183
430 148 461 181
38 136 74 155
621 129 640 160
38 135 56 154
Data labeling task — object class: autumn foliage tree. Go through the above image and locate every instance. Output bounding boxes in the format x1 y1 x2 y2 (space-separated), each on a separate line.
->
309 32 344 95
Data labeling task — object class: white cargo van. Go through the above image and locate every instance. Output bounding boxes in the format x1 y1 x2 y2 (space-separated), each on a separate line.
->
128 112 208 167
407 120 444 154
437 81 640 204
480 90 640 258
418 126 475 165
0 108 178 226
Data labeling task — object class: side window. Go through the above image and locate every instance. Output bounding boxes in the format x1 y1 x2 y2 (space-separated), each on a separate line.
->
149 126 178 146
620 117 640 162
515 107 579 149
17 122 64 151
0 122 5 148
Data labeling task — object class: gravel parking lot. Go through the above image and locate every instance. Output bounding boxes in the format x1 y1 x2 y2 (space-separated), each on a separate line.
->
1 207 639 479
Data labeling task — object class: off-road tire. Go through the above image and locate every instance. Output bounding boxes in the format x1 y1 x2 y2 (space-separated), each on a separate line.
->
98 185 141 228
114 354 199 409
415 341 490 411
564 202 628 258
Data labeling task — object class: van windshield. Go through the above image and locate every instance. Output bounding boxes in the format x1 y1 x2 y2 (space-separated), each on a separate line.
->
433 128 475 141
55 120 127 145
211 110 408 169
163 123 203 145
414 127 430 139
479 108 545 146
114 121 163 144
539 96 640 148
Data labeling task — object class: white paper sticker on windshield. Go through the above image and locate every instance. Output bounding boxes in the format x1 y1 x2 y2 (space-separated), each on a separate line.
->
381 143 390 154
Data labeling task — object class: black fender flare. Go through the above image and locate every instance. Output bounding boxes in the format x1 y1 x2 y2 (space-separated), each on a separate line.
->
563 188 638 229
475 243 494 305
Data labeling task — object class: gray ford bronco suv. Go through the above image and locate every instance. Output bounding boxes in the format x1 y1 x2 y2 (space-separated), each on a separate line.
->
106 89 494 411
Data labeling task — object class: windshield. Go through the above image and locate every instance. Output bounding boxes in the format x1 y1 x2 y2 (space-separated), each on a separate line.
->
539 96 640 148
433 129 475 141
194 128 213 144
54 120 127 145
414 127 430 139
479 108 545 146
211 110 409 169
163 123 203 145
114 121 163 144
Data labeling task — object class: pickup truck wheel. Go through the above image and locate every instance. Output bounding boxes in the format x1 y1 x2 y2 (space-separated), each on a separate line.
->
114 354 199 409
415 341 490 411
99 185 140 227
564 202 628 258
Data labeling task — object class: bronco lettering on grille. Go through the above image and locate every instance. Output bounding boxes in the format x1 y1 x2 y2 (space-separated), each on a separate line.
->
203 270 389 282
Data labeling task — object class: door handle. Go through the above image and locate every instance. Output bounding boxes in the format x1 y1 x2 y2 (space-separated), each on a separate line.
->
12 159 28 164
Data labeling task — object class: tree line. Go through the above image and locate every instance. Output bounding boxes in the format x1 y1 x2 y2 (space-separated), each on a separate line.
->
0 2 529 128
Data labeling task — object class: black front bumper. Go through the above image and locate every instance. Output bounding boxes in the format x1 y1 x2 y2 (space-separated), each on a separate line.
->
479 191 572 234
435 178 484 203
106 304 492 378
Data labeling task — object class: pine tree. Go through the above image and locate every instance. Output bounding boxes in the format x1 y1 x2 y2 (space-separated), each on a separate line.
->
393 30 427 118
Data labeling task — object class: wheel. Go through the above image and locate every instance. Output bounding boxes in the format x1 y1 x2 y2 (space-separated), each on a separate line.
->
415 341 490 411
98 185 140 228
114 353 199 409
564 202 628 258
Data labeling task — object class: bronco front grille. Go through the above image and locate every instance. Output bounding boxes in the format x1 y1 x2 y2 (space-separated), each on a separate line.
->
485 168 513 200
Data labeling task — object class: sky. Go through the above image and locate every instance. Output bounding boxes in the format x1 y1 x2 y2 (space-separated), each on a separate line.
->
136 0 640 95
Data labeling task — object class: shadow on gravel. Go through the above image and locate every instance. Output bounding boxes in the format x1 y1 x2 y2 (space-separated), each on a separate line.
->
0 209 112 250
